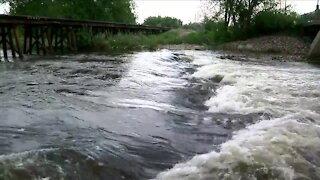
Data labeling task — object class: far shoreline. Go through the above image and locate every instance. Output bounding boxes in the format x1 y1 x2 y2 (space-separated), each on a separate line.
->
154 35 313 63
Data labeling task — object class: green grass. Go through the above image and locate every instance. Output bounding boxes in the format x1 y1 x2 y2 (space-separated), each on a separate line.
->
82 30 222 53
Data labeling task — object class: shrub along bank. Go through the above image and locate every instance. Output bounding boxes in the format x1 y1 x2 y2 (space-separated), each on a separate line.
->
80 10 309 54
78 30 215 53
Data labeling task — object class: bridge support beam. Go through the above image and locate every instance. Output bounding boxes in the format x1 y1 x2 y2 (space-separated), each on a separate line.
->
13 26 23 58
68 28 77 51
21 26 75 56
0 25 23 60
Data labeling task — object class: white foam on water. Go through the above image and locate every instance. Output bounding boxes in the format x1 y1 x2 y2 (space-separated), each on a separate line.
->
114 98 179 112
0 148 58 161
156 53 320 179
83 50 192 114
156 114 320 180
192 60 320 116
183 50 218 66
0 148 65 179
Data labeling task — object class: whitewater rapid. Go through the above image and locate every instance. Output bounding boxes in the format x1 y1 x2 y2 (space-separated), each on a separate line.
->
0 50 319 180
157 52 320 180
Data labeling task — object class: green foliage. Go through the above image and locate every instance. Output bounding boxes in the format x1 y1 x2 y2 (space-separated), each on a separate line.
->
183 22 204 31
81 24 252 54
204 0 309 41
253 11 298 35
206 0 280 37
201 8 302 43
76 31 96 51
90 31 180 52
181 32 206 44
2 0 136 23
143 16 183 28
80 30 216 53
203 20 233 43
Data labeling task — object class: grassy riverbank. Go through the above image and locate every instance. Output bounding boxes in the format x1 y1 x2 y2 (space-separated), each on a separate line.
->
80 8 314 58
82 30 311 62
79 29 219 53
82 23 310 58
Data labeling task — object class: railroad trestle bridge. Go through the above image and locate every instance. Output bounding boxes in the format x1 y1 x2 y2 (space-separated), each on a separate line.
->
0 15 169 60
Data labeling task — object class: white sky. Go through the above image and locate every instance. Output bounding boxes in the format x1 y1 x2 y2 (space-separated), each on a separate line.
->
135 0 319 24
134 0 203 24
0 1 318 24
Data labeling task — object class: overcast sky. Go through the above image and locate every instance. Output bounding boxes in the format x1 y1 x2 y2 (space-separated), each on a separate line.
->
0 1 318 24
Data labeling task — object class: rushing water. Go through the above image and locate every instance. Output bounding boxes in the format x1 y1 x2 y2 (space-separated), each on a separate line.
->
0 50 319 180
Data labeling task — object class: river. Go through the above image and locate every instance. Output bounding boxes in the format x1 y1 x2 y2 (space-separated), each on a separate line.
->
0 50 319 180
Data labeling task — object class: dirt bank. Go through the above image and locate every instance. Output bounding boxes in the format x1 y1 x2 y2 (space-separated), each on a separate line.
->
155 35 312 62
217 35 311 61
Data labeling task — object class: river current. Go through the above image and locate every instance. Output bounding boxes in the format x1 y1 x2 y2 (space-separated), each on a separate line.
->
0 50 319 180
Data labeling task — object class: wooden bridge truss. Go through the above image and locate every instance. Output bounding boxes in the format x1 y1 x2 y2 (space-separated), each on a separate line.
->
0 15 169 60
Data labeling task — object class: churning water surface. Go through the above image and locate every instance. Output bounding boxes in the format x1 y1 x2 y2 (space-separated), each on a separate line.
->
0 50 319 180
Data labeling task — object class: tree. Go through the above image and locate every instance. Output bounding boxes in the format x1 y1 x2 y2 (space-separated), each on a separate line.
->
0 0 137 23
206 0 280 37
253 10 298 35
183 22 204 31
143 16 183 28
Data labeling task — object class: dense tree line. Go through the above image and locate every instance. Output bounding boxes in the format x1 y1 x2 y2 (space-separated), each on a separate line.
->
0 0 137 23
205 0 299 38
143 16 183 28
208 0 279 29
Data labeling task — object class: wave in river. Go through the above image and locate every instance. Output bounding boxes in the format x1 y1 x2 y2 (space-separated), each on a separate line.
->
156 53 320 180
1 50 320 180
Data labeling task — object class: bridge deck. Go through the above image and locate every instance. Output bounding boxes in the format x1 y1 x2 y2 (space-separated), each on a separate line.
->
0 14 169 32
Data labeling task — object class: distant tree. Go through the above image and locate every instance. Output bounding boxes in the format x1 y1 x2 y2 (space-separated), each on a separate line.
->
0 0 137 23
183 22 204 31
205 0 280 35
143 16 183 28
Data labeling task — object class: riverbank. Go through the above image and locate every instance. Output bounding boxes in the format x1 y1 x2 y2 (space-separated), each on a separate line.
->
216 35 311 60
87 31 312 62
218 35 310 54
85 29 205 54
159 35 312 62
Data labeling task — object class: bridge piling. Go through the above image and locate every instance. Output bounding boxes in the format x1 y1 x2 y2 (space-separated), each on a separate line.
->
13 26 23 58
59 27 65 53
35 27 40 55
46 27 53 53
69 29 77 51
23 26 28 54
41 28 47 55
28 26 33 54
1 26 8 59
7 26 16 58
54 27 58 52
